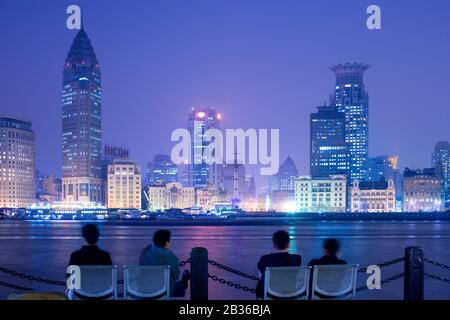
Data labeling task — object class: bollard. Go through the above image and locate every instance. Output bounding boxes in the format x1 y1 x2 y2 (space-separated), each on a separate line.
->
404 246 424 300
190 247 208 301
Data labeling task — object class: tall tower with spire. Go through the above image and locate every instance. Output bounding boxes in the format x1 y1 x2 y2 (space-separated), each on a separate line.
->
330 63 370 183
61 28 102 204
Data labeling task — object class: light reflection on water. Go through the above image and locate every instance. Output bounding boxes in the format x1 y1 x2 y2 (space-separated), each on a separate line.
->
0 220 450 300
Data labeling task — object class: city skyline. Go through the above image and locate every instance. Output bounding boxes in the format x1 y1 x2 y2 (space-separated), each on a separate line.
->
1 1 450 192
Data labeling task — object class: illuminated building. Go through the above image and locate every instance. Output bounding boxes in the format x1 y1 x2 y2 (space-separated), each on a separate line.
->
0 116 36 208
271 190 295 212
147 182 195 211
146 154 178 186
107 160 141 209
366 155 402 206
270 156 299 193
350 180 396 212
196 184 218 211
330 63 370 183
188 107 221 188
403 168 444 212
38 175 62 203
62 28 102 204
295 175 347 213
432 141 450 208
310 106 349 178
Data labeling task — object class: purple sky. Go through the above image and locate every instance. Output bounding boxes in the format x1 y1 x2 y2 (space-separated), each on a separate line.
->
1 0 449 191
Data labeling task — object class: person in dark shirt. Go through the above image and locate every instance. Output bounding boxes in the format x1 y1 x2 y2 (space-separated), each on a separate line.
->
255 230 302 299
308 238 346 267
68 224 112 266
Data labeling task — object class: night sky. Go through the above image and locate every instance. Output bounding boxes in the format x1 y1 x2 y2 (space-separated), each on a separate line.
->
1 0 449 191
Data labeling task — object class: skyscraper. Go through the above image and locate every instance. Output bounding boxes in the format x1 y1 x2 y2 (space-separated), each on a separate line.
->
0 116 36 208
330 63 370 183
310 105 350 178
188 107 221 188
366 155 402 207
61 28 102 204
146 154 178 186
432 141 450 208
270 156 299 192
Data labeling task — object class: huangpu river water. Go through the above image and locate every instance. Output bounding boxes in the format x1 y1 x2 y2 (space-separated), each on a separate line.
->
1 220 450 300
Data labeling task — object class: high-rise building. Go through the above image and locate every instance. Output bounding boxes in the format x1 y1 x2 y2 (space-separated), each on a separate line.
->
403 168 444 212
146 154 178 186
310 105 350 178
366 156 399 181
270 156 299 193
188 107 221 188
0 116 36 208
350 180 396 213
107 160 141 209
294 175 347 213
330 63 370 183
366 155 402 206
432 141 450 208
62 28 102 204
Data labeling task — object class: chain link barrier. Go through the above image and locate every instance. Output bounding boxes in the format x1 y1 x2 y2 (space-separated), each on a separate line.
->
0 280 36 292
0 267 65 286
208 260 259 281
356 272 404 292
424 272 450 284
357 257 404 273
208 274 256 294
424 258 450 271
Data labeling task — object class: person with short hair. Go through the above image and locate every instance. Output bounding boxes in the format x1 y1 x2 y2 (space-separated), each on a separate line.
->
139 229 190 297
66 224 113 300
68 224 112 266
255 230 302 299
308 238 347 267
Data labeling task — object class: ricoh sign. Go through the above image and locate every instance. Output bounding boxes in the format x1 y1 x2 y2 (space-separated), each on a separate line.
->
104 145 129 160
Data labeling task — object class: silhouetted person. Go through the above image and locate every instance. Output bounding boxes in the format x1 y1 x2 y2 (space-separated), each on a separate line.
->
255 230 302 299
139 229 190 297
308 238 346 267
68 224 112 266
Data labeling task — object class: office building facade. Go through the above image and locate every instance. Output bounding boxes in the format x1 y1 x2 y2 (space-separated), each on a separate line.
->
146 154 178 186
330 63 370 183
0 116 36 208
294 175 347 213
403 168 444 212
188 107 221 188
350 180 396 213
62 29 102 204
432 141 450 208
107 160 141 209
310 105 349 178
147 182 195 211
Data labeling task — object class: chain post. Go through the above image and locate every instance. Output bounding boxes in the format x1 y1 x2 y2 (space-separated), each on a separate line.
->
190 247 208 301
404 246 424 300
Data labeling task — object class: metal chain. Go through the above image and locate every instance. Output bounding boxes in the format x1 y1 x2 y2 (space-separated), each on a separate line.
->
358 257 404 273
0 280 36 292
425 272 450 284
180 258 191 267
208 260 259 281
0 267 65 286
356 272 404 292
423 258 450 271
208 274 256 294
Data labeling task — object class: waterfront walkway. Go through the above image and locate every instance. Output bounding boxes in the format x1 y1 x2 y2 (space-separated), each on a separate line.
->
1 246 450 300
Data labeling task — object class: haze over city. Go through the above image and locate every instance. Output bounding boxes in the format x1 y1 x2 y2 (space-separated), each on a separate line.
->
1 0 450 190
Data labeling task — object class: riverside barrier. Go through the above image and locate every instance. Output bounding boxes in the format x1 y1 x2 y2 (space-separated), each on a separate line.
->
0 246 449 300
